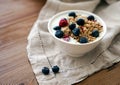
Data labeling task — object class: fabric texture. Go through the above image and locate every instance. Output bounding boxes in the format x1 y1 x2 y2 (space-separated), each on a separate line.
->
27 0 120 85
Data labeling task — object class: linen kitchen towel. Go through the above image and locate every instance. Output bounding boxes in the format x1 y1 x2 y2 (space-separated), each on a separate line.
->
27 0 120 85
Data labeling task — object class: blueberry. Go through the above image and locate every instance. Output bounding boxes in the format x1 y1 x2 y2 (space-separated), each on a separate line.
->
42 67 50 75
87 15 95 21
76 19 85 26
68 12 76 18
80 37 88 43
53 26 61 30
69 23 76 30
91 30 99 37
55 30 64 38
52 65 59 73
72 28 80 36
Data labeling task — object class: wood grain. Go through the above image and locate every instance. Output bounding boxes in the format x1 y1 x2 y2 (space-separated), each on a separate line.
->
0 0 46 85
0 0 120 85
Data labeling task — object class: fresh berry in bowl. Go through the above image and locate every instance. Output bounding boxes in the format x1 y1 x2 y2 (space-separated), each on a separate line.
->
48 10 106 57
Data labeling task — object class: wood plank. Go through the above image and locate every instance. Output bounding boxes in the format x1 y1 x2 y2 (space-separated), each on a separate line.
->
0 0 46 85
0 0 45 28
76 63 120 85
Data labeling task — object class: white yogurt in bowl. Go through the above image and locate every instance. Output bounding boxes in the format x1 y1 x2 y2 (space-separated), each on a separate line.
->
48 10 106 57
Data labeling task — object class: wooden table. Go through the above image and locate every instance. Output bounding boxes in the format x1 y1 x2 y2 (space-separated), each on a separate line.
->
0 0 120 85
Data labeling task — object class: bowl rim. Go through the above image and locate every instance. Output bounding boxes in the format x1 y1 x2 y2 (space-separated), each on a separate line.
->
48 10 107 46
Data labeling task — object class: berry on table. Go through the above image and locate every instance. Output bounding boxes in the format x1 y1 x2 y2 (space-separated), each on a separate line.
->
80 37 88 43
76 19 85 26
91 30 99 37
59 18 68 27
42 67 50 75
72 28 80 36
52 65 59 73
55 30 64 38
87 15 95 21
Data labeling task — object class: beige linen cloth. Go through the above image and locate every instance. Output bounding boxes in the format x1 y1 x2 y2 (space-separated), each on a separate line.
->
27 0 120 85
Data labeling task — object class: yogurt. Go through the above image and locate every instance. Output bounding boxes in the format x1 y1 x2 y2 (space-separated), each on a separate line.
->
49 10 104 44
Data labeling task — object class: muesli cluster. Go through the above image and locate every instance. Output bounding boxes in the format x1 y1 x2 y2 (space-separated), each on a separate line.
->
53 12 103 43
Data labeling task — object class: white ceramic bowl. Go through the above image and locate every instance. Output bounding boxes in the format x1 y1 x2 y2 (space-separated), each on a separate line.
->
48 10 107 57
